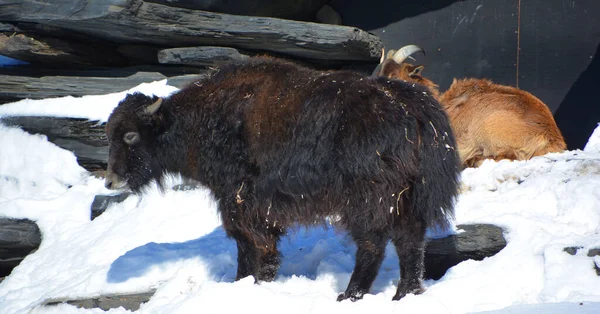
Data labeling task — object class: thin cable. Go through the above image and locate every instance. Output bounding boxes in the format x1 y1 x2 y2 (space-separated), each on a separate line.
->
516 0 521 88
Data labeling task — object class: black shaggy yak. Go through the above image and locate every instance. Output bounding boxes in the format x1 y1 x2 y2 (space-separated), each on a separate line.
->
104 56 460 301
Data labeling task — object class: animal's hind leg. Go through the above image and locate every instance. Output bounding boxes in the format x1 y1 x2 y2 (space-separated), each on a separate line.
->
230 230 262 281
337 229 388 301
391 219 427 300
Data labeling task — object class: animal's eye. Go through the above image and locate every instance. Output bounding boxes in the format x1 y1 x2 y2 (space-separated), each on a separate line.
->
409 66 424 78
123 132 140 145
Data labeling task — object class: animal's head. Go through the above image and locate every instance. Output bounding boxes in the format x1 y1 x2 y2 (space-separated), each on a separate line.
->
104 93 166 193
373 45 440 98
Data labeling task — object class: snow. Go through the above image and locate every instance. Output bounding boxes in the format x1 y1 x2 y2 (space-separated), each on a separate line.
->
0 80 177 122
0 83 599 314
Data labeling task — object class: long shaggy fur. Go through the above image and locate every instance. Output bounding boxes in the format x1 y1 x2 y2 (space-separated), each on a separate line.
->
105 56 460 301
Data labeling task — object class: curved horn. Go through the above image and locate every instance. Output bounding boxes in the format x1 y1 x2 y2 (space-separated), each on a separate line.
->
386 49 397 60
392 45 425 64
144 98 163 115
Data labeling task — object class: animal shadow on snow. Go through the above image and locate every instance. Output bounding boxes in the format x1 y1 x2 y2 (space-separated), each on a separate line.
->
107 224 404 294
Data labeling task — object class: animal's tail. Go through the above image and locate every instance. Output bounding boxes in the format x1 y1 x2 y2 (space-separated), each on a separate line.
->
411 109 461 231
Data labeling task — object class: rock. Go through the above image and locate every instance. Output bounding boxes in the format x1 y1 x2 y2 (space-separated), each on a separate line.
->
0 116 106 147
0 116 109 171
588 248 600 276
90 183 203 220
158 46 249 67
587 247 600 257
0 69 205 104
563 246 600 276
90 193 132 220
44 290 156 311
0 218 42 278
564 246 583 256
0 22 16 32
424 224 507 280
0 32 127 67
0 72 163 103
0 0 382 62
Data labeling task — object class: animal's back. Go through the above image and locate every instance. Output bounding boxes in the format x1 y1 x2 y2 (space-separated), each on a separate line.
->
441 78 566 166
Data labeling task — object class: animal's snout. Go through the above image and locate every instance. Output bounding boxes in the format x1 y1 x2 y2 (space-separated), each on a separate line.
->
104 178 114 189
104 170 126 190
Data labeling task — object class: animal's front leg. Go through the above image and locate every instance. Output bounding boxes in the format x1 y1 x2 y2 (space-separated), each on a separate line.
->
231 230 282 282
222 195 283 282
232 231 262 281
225 221 283 282
337 231 388 301
257 238 281 282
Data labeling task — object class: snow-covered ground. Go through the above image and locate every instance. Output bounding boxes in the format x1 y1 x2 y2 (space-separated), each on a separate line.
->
0 81 599 313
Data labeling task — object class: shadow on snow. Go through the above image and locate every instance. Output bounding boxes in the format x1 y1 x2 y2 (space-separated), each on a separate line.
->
107 224 404 294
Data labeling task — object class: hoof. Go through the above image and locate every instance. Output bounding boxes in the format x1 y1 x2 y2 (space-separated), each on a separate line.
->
392 287 425 301
337 291 364 302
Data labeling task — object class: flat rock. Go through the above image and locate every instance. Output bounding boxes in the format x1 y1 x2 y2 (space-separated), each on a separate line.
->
424 224 507 279
45 290 156 311
90 193 132 220
0 0 382 62
0 32 127 67
90 182 203 220
158 46 249 66
0 116 108 171
0 72 160 102
587 248 600 257
0 218 41 277
0 70 205 104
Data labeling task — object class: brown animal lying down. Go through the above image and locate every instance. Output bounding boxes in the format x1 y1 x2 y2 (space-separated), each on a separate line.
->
375 45 567 168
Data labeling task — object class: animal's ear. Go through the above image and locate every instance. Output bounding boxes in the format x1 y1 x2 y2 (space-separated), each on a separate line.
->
386 49 397 60
123 131 140 145
143 98 163 116
379 47 386 64
408 65 425 78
